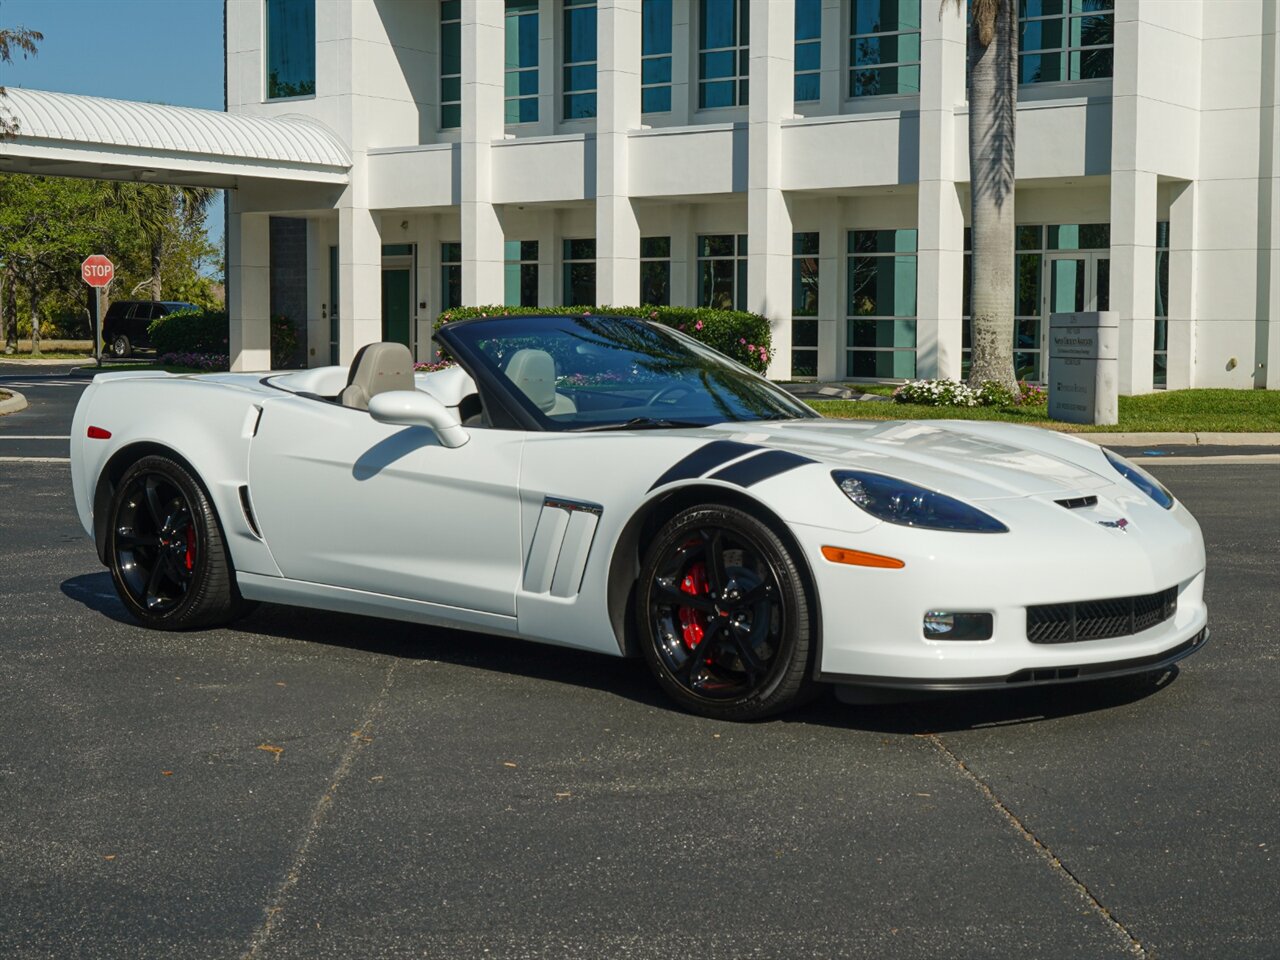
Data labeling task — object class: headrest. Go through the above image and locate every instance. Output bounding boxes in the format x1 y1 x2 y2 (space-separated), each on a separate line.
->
341 342 414 410
505 348 558 413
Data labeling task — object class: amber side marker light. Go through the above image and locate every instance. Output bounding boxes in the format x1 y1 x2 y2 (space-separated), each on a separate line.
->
87 426 112 440
821 546 905 569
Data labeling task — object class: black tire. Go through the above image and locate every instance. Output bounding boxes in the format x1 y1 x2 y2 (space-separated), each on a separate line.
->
637 504 815 720
110 334 131 358
106 454 247 630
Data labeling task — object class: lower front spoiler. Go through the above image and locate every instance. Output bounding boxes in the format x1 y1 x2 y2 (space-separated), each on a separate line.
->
821 627 1209 694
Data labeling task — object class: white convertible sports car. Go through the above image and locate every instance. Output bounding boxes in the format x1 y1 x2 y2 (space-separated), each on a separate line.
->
70 314 1208 720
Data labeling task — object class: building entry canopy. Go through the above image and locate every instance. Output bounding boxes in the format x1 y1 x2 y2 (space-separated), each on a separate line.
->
0 88 350 188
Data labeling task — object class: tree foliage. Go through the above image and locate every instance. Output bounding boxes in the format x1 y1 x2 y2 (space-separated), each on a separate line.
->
0 22 42 139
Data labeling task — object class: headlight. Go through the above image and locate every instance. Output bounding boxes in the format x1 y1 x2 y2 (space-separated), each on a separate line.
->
832 471 1008 533
1104 449 1174 509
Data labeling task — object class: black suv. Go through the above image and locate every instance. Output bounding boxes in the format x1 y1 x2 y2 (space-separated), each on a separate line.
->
102 301 199 358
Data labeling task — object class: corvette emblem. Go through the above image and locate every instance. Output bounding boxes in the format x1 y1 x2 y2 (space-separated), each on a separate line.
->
1098 518 1130 531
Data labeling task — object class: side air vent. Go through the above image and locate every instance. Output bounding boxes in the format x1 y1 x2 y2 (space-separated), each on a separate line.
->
1055 495 1098 509
523 497 603 598
238 485 262 539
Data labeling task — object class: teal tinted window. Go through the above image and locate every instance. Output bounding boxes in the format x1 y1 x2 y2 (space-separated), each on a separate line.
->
697 234 748 310
641 236 671 306
506 0 540 124
563 239 596 306
1047 223 1109 249
441 0 462 128
850 0 920 98
642 0 673 113
1019 0 1113 83
1154 219 1169 387
699 0 749 108
847 228 917 378
504 239 538 307
266 0 315 99
795 0 822 102
441 243 462 310
564 0 597 120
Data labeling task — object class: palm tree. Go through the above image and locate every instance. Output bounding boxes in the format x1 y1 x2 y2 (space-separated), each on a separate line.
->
105 184 216 302
950 0 1019 394
0 24 42 139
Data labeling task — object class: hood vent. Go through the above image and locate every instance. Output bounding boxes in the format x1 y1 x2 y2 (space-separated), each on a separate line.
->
1055 495 1098 510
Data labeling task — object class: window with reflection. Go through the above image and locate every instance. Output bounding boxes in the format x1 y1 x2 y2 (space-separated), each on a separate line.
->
506 0 540 124
440 0 461 128
792 233 820 378
266 0 316 99
564 0 597 120
699 0 749 108
505 240 539 307
1019 0 1114 84
563 239 597 305
849 0 920 98
795 0 822 102
641 236 672 306
698 235 748 310
642 0 673 113
442 242 463 310
847 229 917 378
1154 220 1169 388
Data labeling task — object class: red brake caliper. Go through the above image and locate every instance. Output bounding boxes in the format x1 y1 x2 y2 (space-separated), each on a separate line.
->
678 560 709 648
184 526 196 572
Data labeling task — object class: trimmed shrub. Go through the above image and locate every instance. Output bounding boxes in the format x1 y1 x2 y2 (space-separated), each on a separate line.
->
893 378 1046 408
433 305 773 374
150 310 299 369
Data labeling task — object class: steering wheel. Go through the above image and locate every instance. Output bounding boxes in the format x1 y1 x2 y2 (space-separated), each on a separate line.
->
646 384 694 406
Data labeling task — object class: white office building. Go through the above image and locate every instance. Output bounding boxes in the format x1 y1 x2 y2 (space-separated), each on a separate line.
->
2 0 1278 390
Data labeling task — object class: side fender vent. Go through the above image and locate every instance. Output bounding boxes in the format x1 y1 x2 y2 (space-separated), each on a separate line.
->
238 484 263 539
523 497 602 598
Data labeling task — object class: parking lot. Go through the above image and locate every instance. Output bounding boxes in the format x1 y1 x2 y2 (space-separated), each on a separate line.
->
1 367 1277 959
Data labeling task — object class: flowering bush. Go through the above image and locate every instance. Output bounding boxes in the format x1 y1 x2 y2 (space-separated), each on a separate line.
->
413 358 455 373
893 379 1045 407
158 351 230 371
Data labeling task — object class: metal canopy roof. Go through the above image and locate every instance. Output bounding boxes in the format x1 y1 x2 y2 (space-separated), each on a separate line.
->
0 88 351 186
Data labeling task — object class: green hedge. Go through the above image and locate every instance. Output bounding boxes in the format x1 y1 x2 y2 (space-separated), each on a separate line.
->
434 305 773 373
149 310 299 368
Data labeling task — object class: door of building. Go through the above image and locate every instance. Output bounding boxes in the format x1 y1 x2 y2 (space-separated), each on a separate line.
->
1042 252 1110 373
381 265 412 349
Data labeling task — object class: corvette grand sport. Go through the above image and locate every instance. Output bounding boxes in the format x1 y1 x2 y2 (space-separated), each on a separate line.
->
70 314 1209 720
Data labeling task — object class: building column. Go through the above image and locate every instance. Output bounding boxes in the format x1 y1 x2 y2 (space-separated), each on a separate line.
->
1264 13 1280 389
337 201 382 366
596 0 642 306
816 198 842 381
305 216 327 367
669 204 692 307
746 0 794 379
461 0 506 304
916 1 966 381
227 201 271 372
1166 182 1197 390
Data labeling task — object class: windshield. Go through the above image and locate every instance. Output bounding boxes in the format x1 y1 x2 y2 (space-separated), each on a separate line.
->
441 314 817 431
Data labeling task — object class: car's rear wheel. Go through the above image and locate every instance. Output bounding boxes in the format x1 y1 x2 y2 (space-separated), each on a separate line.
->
110 334 131 358
637 505 814 720
107 455 246 630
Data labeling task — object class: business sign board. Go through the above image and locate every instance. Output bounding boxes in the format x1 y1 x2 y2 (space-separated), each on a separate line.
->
1048 311 1119 425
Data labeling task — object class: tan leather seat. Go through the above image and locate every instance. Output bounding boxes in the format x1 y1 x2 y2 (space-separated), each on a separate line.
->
505 348 577 416
340 342 414 410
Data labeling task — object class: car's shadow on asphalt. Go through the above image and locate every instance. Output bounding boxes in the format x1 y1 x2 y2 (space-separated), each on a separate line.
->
62 571 1177 733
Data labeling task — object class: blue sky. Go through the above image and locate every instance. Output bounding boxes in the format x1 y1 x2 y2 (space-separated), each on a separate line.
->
2 0 227 242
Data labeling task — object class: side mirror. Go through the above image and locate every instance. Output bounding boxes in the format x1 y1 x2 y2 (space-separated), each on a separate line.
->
368 390 470 448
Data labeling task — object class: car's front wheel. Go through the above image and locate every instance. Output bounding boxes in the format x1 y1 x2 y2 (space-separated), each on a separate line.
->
106 455 246 630
637 505 815 720
109 334 131 358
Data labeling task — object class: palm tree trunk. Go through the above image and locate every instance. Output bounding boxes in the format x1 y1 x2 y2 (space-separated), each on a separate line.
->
150 235 163 301
0 265 13 354
966 0 1019 394
28 285 41 356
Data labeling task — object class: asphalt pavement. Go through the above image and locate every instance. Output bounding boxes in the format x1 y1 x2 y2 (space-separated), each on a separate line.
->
1 364 1278 959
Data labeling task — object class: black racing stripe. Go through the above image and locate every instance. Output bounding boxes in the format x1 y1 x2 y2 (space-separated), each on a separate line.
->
647 440 760 491
707 449 815 488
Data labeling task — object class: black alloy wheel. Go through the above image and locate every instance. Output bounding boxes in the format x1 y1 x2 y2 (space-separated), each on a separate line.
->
638 504 814 720
110 334 131 358
107 455 245 630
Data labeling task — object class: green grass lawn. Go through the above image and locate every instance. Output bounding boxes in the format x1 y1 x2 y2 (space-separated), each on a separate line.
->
809 388 1280 433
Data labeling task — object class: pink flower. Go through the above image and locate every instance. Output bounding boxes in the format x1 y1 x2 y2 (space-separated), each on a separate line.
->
748 344 756 352
583 310 591 316
760 350 768 362
679 324 686 330
650 310 658 319
694 320 703 331
739 338 746 345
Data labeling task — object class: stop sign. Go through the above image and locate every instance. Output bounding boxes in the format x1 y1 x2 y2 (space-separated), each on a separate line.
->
82 255 114 288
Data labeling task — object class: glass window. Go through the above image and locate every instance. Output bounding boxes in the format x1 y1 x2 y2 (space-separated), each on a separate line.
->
699 0 749 109
505 240 539 307
962 226 1056 383
795 0 822 102
1047 222 1110 250
440 0 462 128
506 0 540 124
564 0 597 120
266 0 316 100
846 229 917 378
563 238 597 306
792 232 820 378
697 234 748 310
642 0 673 113
1019 0 1114 84
1154 219 1169 388
849 0 920 98
641 236 671 305
442 242 463 311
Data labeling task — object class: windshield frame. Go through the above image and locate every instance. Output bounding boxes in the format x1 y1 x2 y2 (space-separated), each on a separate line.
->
435 314 818 433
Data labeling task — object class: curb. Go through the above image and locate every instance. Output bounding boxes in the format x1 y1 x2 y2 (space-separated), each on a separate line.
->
1073 432 1280 447
0 390 28 416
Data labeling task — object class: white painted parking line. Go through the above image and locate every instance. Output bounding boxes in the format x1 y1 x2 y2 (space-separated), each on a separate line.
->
0 436 70 440
1138 454 1280 465
0 381 84 388
0 457 70 463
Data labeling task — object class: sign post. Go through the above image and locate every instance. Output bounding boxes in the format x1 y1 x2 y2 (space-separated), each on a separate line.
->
1048 311 1119 425
81 255 115 367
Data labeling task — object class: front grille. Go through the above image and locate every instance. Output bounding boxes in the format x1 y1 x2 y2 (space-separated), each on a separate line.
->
1027 586 1178 643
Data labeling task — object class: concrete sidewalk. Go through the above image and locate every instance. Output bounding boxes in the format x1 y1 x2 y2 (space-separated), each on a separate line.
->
1075 432 1280 446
